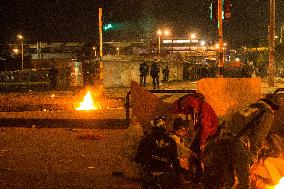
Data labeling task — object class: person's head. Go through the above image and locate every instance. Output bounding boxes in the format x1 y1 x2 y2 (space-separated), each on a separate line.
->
261 94 280 111
189 93 205 113
151 115 167 128
172 117 189 138
150 115 167 137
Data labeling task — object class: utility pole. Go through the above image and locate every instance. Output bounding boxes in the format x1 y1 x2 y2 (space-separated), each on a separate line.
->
268 0 275 87
99 8 103 90
218 0 224 77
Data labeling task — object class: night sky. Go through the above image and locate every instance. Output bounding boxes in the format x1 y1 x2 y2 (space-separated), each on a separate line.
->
1 0 284 47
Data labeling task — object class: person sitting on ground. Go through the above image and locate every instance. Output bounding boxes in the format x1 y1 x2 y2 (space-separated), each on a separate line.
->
170 93 219 184
169 117 198 186
203 93 281 189
135 116 182 189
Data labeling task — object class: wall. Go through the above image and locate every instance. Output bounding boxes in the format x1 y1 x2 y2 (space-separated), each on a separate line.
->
103 61 184 88
31 59 184 88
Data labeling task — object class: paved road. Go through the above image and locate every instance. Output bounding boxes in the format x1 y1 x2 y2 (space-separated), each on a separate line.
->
0 127 141 189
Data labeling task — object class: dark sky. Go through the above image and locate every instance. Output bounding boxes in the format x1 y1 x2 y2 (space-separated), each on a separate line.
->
1 0 284 47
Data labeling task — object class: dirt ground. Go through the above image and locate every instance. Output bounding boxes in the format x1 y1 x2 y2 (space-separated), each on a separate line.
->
0 127 142 189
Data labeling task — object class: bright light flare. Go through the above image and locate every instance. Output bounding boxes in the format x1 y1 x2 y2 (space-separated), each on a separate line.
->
266 177 284 189
75 91 98 111
17 34 24 40
157 30 162 35
164 30 170 36
13 48 19 54
200 40 206 46
274 177 284 189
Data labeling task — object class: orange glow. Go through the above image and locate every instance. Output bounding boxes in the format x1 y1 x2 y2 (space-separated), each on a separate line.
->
75 91 98 110
266 177 284 189
273 177 284 189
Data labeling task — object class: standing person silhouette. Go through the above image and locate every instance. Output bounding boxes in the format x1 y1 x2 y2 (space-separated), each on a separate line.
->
150 60 160 89
162 66 170 82
139 62 149 87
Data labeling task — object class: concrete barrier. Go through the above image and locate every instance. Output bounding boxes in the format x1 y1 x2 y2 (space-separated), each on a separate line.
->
197 78 262 116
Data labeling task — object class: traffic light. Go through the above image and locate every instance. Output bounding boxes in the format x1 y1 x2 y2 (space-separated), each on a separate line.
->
210 0 218 22
103 23 113 31
103 23 120 31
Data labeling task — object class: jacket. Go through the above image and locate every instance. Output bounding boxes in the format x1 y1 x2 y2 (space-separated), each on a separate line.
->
221 100 276 156
171 95 219 148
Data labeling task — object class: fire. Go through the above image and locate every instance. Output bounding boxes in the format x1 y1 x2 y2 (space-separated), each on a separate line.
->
267 177 284 189
274 177 284 189
75 91 98 110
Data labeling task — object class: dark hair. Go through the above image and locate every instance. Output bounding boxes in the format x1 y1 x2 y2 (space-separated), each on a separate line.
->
173 117 188 131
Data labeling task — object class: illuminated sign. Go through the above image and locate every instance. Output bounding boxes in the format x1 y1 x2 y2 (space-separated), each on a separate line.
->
163 40 173 44
163 39 191 44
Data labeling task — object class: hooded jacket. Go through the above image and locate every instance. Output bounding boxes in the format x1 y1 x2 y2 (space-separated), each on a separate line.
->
171 94 219 148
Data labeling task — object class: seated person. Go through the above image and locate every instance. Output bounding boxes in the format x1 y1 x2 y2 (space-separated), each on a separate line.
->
135 116 182 189
170 117 197 171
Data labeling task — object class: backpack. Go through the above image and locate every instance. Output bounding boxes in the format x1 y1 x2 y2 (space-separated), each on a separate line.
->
222 102 268 140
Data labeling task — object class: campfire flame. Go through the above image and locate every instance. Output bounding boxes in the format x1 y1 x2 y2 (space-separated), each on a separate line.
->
75 91 98 110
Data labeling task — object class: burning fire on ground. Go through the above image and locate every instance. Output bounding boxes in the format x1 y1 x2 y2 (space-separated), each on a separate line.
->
75 91 99 110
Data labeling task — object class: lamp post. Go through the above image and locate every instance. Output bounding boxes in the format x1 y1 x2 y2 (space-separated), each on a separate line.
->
157 29 170 54
17 34 24 70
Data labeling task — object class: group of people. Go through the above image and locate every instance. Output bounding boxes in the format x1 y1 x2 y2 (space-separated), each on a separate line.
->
134 92 283 189
139 61 170 89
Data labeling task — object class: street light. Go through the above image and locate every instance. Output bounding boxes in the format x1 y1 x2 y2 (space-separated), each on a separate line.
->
190 33 196 39
157 29 170 54
200 40 206 46
17 34 24 70
13 48 20 54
